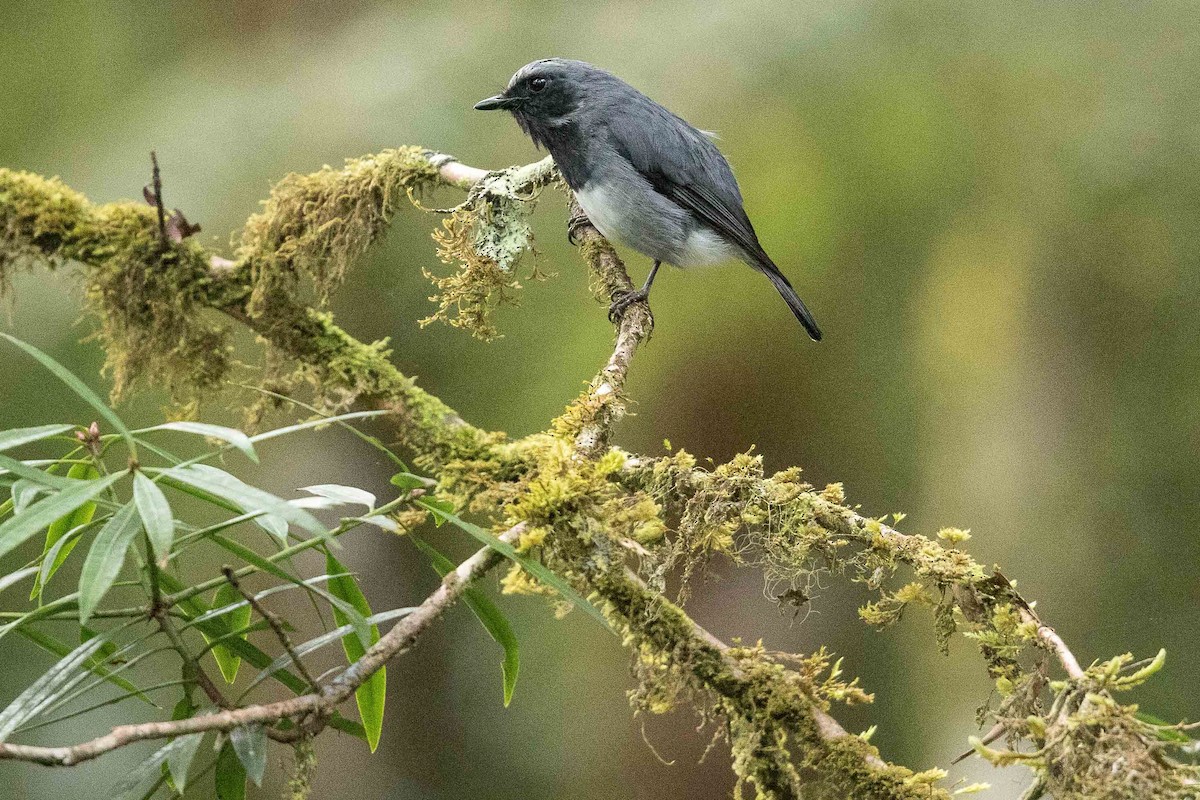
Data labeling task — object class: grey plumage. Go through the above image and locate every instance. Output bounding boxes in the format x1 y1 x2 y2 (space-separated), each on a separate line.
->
475 58 822 341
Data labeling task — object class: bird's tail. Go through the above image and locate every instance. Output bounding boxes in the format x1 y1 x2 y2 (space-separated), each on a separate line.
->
760 263 822 342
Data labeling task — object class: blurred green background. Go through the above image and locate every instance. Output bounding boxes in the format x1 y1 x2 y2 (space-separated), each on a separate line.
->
2 1 1198 798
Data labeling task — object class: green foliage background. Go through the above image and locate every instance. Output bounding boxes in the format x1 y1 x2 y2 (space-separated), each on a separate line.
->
1 1 1197 797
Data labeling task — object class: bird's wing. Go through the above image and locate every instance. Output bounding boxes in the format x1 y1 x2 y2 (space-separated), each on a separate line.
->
605 100 772 267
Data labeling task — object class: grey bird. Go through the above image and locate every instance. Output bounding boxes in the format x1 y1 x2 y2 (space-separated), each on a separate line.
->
474 58 822 341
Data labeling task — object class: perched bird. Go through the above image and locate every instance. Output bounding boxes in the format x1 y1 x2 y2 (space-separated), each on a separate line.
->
475 58 822 341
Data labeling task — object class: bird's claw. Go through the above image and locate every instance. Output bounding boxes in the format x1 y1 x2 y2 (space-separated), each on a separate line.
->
567 208 592 245
608 288 652 326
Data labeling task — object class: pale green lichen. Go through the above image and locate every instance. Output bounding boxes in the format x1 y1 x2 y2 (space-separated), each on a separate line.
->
419 158 557 340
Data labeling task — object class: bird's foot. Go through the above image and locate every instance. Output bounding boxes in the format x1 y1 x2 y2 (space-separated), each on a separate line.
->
567 207 592 245
608 288 653 326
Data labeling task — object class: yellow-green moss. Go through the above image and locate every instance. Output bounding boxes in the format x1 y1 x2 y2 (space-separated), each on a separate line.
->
0 168 233 412
238 146 440 317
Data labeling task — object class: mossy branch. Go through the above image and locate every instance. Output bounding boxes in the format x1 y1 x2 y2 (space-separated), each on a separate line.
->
0 147 1192 799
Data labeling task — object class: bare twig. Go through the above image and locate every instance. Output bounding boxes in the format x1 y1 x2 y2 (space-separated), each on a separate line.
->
148 151 167 244
222 567 321 693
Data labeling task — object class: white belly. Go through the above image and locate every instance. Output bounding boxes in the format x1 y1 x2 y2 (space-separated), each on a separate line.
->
675 227 737 267
574 183 626 243
575 182 737 269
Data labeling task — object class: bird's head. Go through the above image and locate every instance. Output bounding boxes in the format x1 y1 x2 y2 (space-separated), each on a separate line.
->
475 59 600 145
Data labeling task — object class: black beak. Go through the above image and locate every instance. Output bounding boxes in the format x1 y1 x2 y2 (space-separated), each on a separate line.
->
474 94 516 111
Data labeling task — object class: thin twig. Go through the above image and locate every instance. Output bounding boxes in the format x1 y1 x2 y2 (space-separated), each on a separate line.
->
149 151 167 244
222 566 320 693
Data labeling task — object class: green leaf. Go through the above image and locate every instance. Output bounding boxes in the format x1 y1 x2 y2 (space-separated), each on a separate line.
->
207 532 370 645
154 464 327 539
77 504 142 625
210 583 252 684
165 732 205 792
17 626 154 705
300 484 376 509
389 472 429 492
138 422 258 463
0 334 137 456
0 424 74 453
246 605 414 693
327 712 367 740
0 471 124 563
32 462 100 598
215 740 246 800
10 480 45 514
419 500 611 629
411 535 520 706
420 495 456 527
35 517 102 601
0 632 110 740
229 724 267 787
154 572 308 696
247 410 392 445
326 552 385 752
133 472 174 566
113 732 203 800
0 454 74 490
0 565 38 593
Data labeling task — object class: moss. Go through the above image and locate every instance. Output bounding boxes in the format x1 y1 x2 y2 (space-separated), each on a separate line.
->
237 146 440 318
974 651 1199 799
0 169 233 411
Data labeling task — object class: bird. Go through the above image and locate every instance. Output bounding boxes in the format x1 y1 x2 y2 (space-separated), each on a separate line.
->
474 58 822 341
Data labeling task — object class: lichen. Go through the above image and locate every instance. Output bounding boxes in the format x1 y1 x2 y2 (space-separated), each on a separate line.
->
417 160 556 340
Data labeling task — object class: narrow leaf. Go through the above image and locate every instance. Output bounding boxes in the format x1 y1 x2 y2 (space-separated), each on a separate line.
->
154 573 307 696
0 424 74 453
210 582 251 684
229 724 268 787
208 533 370 645
0 566 38 594
0 334 137 454
0 634 109 741
300 484 375 509
77 503 142 625
139 422 258 463
155 465 326 538
247 606 414 692
32 462 100 597
411 535 520 706
420 500 611 628
326 552 385 752
11 480 47 514
35 517 102 601
17 626 154 705
133 472 174 566
0 454 74 489
165 732 205 792
113 732 203 800
247 410 391 444
0 471 124 563
215 740 247 800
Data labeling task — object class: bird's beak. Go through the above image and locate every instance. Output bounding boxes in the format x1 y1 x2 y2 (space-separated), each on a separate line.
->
474 94 516 111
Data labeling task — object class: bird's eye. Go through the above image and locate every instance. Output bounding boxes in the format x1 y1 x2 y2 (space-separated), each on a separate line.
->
529 76 548 93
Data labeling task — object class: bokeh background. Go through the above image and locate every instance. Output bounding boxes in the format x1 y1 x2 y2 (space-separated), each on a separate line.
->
2 1 1198 798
